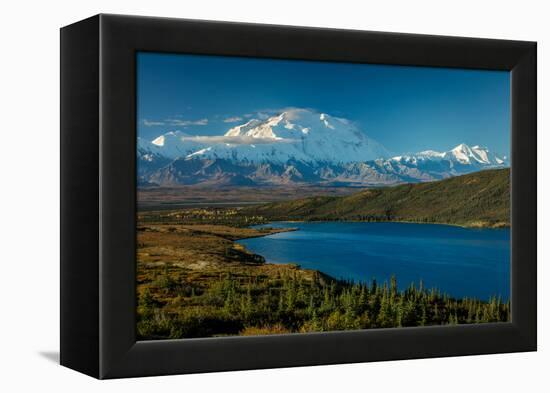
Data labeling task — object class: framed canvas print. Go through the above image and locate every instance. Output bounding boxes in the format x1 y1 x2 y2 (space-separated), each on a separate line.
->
60 14 536 379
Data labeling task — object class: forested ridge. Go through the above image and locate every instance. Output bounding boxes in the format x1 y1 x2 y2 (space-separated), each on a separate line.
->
243 168 510 228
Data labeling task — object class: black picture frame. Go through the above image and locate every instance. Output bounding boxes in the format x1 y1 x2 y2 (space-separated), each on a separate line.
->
60 14 536 379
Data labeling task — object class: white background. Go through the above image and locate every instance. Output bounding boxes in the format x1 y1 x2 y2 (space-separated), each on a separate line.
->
0 0 547 391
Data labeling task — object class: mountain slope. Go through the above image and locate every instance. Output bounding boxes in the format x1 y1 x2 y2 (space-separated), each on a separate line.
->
141 144 508 187
242 168 510 227
189 109 391 163
137 108 508 187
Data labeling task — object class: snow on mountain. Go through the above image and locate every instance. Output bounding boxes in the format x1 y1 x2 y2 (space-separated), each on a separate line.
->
391 143 508 168
176 109 391 164
148 131 207 158
417 150 445 158
137 137 172 184
137 137 167 161
137 109 508 187
445 143 492 165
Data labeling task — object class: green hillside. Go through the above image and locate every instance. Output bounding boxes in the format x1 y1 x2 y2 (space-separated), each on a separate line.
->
243 168 510 228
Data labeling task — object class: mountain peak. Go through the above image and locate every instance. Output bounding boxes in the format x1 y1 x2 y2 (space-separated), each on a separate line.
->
390 143 507 169
225 108 339 140
444 143 505 165
151 131 187 147
196 108 392 163
151 135 165 147
451 142 473 152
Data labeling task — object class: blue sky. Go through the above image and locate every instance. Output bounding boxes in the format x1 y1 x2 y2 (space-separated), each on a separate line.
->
137 52 510 156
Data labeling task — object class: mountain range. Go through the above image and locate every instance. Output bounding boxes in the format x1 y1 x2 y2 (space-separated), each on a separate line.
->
138 108 508 187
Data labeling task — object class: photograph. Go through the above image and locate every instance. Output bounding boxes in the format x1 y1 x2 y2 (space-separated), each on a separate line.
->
136 52 511 340
0 0 543 389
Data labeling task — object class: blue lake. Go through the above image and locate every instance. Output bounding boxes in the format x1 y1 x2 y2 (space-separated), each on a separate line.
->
238 222 510 301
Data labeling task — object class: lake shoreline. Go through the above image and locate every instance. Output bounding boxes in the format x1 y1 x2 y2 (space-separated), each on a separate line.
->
239 221 510 301
253 218 509 230
136 216 511 339
236 226 298 241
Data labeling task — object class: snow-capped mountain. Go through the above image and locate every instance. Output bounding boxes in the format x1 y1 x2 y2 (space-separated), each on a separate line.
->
140 109 391 164
137 109 508 186
400 143 506 166
389 144 507 171
138 131 205 158
376 144 508 184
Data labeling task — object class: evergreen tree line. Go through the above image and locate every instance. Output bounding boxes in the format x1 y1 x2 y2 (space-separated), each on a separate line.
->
137 271 510 340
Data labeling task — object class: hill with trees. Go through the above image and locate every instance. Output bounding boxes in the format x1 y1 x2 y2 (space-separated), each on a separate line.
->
243 168 510 228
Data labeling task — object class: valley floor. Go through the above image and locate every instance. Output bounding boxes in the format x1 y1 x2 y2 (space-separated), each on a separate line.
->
137 184 358 211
